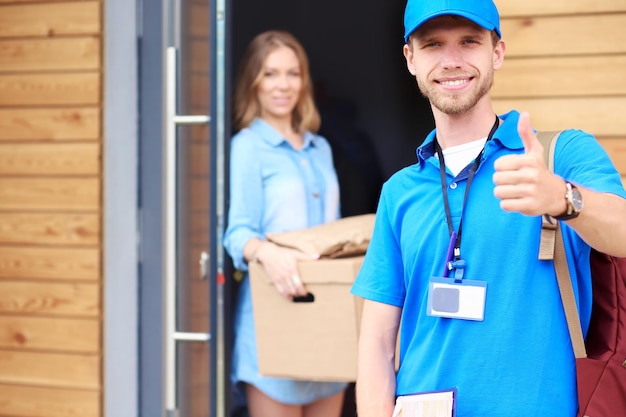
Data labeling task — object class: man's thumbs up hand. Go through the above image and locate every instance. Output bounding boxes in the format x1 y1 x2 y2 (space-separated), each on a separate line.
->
493 112 564 216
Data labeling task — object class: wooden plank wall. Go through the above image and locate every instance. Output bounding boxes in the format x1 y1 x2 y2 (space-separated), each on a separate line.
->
493 0 626 184
0 1 102 416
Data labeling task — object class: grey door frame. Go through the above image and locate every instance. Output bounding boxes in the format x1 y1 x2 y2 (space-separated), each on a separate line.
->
104 0 233 414
135 0 232 416
136 0 165 414
103 0 139 416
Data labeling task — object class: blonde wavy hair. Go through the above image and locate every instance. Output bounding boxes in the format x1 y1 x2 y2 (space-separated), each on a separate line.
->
232 30 320 134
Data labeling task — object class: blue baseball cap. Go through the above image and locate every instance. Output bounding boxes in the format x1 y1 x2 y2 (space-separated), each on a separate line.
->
404 0 502 43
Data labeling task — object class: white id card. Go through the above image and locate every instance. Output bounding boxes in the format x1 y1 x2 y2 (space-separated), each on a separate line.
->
427 277 487 321
392 388 457 417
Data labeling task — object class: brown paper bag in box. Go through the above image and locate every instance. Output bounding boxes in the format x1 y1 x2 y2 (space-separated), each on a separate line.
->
265 213 375 258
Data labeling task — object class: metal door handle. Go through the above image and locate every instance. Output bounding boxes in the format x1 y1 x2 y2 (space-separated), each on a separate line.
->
199 251 209 280
163 46 211 415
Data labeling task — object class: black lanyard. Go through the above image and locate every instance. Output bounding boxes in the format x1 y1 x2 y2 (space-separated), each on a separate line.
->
434 115 499 265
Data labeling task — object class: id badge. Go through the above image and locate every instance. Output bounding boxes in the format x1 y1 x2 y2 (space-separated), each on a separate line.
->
427 277 487 321
392 388 457 417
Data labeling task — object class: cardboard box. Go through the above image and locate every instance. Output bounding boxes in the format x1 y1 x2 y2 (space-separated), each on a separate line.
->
249 214 374 382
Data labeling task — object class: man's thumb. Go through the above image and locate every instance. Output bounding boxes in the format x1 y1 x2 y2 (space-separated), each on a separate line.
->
518 111 541 156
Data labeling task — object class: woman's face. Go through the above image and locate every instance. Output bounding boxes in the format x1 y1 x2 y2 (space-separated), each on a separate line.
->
257 45 302 123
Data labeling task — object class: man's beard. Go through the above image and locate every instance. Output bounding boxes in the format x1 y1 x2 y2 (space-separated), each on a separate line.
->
418 71 494 115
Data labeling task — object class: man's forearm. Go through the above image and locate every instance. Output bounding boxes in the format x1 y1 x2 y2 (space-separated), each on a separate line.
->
567 190 626 257
355 361 396 417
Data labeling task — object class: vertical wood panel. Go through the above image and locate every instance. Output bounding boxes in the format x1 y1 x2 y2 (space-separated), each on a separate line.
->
0 0 103 415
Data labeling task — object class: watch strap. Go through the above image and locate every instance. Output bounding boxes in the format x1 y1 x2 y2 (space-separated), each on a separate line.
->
554 181 580 221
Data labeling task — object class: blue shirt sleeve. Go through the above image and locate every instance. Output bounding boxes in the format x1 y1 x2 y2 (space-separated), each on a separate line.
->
555 129 626 198
351 184 406 307
223 130 264 271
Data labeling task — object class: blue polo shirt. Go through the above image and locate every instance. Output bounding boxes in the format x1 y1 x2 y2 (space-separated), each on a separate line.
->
351 110 626 416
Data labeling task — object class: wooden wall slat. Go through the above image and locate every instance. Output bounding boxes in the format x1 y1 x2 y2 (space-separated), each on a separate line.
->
0 1 99 38
598 138 626 175
493 55 626 98
0 281 99 316
496 0 626 16
0 246 99 281
0 212 99 245
501 14 626 57
0 316 99 351
0 38 100 72
0 143 100 175
0 0 96 3
0 350 100 389
0 107 100 141
0 73 100 106
0 383 99 417
0 178 99 210
493 97 626 137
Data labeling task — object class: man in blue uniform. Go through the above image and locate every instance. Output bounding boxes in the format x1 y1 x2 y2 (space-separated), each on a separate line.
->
351 1 626 416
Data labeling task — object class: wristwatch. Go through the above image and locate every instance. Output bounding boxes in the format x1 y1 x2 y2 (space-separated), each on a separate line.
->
554 181 583 221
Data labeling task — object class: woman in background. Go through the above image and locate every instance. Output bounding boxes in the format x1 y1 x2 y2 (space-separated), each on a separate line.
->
223 30 346 417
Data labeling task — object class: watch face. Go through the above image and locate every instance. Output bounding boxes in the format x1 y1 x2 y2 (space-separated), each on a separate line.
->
571 186 584 212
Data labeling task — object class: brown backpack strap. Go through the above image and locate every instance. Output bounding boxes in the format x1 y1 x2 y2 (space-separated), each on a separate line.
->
536 131 587 358
537 131 560 260
554 225 587 358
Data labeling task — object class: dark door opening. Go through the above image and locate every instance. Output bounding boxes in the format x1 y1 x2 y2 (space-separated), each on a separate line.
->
227 1 435 416
231 0 434 211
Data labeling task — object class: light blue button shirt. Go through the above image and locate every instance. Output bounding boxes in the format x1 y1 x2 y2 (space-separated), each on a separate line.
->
224 118 340 270
223 118 346 405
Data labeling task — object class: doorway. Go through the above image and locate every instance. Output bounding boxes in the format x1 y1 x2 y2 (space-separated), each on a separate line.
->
137 1 436 416
227 1 434 416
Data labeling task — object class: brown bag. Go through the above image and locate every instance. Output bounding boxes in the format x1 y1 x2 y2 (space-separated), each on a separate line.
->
265 213 375 258
538 131 626 417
